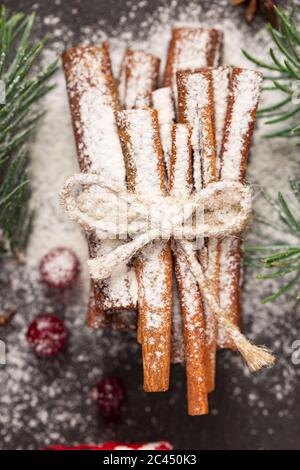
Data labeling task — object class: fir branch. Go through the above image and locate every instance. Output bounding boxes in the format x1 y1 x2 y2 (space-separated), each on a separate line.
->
0 7 57 255
246 178 300 303
242 6 300 143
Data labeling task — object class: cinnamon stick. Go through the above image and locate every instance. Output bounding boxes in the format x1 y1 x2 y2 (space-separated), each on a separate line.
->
170 273 185 364
119 49 160 109
152 86 175 173
218 67 262 349
62 43 137 327
170 123 208 415
88 282 137 331
163 28 223 91
177 68 218 392
211 67 230 175
152 87 183 364
117 108 173 392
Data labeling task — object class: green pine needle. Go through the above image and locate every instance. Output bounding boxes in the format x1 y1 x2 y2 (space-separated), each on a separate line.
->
247 179 300 303
0 7 57 255
243 6 300 143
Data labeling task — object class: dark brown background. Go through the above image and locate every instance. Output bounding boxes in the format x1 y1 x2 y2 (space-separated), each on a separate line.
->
1 0 299 451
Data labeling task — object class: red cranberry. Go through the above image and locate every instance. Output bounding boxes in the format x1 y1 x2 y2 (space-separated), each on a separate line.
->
39 247 80 289
91 377 126 418
26 314 67 357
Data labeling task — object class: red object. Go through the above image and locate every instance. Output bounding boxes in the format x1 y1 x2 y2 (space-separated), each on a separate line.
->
26 314 67 357
39 247 80 289
91 377 126 418
44 442 173 450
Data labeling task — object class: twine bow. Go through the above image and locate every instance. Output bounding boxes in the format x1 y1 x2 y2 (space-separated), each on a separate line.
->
61 173 275 371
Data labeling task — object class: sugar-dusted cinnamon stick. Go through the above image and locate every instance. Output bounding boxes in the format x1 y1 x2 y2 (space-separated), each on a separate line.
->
152 87 175 172
209 67 235 349
117 108 173 392
177 68 217 187
210 66 232 349
62 43 137 327
220 68 262 182
177 68 218 392
211 67 230 175
88 282 137 331
162 34 223 369
119 49 160 109
88 232 137 318
218 68 262 349
170 273 185 364
163 28 223 91
218 237 242 349
152 87 183 364
170 123 208 415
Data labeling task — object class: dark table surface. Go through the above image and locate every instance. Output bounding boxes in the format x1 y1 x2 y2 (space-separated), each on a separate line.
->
1 0 299 451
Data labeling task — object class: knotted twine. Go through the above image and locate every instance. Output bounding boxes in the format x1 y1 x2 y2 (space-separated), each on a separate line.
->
60 172 275 371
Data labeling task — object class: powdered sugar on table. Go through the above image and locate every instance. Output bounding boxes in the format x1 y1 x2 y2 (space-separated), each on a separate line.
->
1 0 300 450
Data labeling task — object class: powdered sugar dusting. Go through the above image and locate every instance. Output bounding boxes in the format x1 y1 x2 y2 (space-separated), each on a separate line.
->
152 87 175 172
63 45 137 311
170 123 206 381
217 68 262 348
119 49 160 109
170 123 191 196
117 108 172 380
212 67 230 167
1 0 300 449
165 28 222 97
218 237 241 346
221 69 262 182
45 251 74 280
173 29 211 73
118 109 163 195
152 87 175 126
139 243 170 313
170 273 185 363
179 72 209 191
39 247 79 289
80 90 125 184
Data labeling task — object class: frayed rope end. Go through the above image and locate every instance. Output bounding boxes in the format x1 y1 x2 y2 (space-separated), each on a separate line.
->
221 317 275 372
236 341 275 372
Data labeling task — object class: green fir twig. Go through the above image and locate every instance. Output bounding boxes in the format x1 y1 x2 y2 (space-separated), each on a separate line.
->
247 178 300 302
0 7 57 255
242 6 300 142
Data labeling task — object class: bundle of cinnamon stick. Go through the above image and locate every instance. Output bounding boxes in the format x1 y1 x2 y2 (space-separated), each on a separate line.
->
62 27 263 415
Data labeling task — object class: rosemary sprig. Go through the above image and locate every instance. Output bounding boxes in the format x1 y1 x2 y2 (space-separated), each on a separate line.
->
246 178 300 302
0 7 57 255
242 6 300 143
